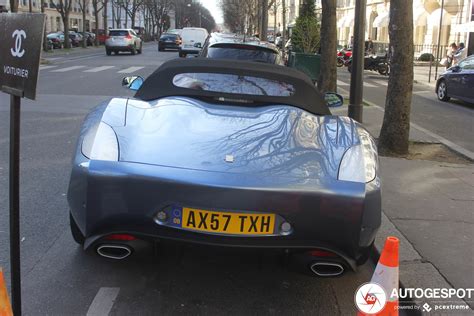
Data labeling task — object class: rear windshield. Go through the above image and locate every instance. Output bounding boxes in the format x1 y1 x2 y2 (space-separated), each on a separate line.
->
173 73 295 97
109 30 129 36
207 44 277 64
160 34 178 40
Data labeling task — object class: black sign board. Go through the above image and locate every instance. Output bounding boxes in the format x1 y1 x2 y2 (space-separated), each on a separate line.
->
0 13 45 100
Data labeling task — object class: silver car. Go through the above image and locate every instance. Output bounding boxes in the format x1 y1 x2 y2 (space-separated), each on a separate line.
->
105 29 142 55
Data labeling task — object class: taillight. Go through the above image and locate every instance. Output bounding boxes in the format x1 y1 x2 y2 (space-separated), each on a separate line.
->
125 34 132 39
105 234 136 241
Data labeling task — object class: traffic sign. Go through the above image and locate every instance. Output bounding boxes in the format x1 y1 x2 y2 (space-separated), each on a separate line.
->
0 13 45 100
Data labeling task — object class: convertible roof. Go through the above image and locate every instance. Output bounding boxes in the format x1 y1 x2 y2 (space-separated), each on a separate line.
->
134 58 330 115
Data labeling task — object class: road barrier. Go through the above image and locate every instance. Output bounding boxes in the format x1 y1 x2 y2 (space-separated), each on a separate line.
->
0 268 13 316
357 236 400 316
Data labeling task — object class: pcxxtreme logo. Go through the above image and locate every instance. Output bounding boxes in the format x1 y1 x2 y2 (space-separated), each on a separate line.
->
355 282 387 314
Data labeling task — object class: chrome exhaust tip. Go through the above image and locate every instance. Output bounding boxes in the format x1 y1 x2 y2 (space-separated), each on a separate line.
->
97 244 132 260
309 262 344 277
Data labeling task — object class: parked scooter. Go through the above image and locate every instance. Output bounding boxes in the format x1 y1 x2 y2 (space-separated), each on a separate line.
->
347 54 389 75
337 48 352 67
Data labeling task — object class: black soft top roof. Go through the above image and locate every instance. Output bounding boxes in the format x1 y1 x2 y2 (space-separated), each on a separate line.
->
134 58 330 116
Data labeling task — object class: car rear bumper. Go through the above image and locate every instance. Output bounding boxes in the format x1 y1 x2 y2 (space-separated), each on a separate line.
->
68 160 381 267
159 42 180 49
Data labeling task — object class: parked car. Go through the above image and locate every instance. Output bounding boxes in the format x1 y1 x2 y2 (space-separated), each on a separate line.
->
105 29 143 55
67 58 381 276
179 27 209 57
80 32 94 46
199 32 283 65
46 32 64 49
158 33 181 51
93 29 107 44
436 55 474 104
68 32 81 47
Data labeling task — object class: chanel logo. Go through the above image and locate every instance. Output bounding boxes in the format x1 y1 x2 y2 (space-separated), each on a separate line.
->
11 29 26 58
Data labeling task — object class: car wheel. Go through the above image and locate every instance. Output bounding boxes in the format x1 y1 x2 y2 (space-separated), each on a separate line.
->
114 51 118 55
131 45 137 55
179 51 185 58
437 80 450 101
138 43 143 54
70 213 85 245
106 49 111 56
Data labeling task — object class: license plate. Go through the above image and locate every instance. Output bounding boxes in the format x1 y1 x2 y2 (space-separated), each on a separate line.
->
174 207 276 235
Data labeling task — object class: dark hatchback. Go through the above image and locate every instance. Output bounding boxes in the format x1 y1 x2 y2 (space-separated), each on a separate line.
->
436 55 474 104
158 33 182 51
199 33 283 65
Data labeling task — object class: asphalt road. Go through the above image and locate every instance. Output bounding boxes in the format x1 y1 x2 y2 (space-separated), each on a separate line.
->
336 67 474 153
0 44 376 315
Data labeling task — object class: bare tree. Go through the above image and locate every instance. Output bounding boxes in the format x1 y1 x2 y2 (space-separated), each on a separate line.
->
79 0 91 47
10 0 18 12
121 0 143 28
92 0 104 45
55 0 73 48
317 0 337 93
378 0 414 155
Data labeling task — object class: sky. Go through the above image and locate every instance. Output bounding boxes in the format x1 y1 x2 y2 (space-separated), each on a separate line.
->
200 0 224 24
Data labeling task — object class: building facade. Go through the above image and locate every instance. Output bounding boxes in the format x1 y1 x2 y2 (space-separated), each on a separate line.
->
0 0 99 33
336 0 472 56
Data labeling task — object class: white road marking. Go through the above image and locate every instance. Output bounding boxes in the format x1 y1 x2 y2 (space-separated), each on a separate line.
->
118 66 144 73
337 80 349 86
51 66 86 72
363 82 377 87
86 287 120 316
372 80 388 86
39 65 57 70
84 66 115 73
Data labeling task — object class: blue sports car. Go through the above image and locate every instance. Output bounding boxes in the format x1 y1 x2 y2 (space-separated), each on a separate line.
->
67 59 381 277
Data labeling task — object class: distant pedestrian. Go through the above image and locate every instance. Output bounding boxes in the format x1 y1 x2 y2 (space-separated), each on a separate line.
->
446 43 457 68
453 43 467 65
365 37 374 55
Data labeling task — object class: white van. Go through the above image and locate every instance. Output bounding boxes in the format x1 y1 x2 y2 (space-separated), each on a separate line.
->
179 27 209 57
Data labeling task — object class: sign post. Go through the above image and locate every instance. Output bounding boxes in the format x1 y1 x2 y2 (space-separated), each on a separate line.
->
0 13 45 315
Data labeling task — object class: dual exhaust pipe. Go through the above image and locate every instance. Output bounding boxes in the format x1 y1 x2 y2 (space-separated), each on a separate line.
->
97 244 132 260
95 243 346 277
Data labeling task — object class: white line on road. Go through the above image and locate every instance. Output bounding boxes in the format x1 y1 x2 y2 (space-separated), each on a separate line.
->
84 66 115 72
39 65 58 70
337 80 349 86
86 287 120 316
371 80 388 86
118 66 144 73
51 66 86 72
363 82 377 87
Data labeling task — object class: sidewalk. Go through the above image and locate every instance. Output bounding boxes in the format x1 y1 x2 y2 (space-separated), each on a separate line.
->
332 105 474 312
413 65 444 90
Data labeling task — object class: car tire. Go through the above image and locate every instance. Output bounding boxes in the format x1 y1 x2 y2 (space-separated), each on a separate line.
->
138 43 143 54
158 46 163 52
437 80 450 101
106 49 111 56
70 213 85 245
113 51 118 55
131 45 137 55
179 51 185 58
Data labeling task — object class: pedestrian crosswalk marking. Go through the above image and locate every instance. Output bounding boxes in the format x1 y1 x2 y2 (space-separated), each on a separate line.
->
337 80 349 86
83 66 115 73
118 66 145 73
51 66 86 72
363 82 377 87
39 65 58 70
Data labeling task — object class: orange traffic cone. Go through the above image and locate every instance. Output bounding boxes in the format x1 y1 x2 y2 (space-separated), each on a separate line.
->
357 236 399 316
0 268 13 316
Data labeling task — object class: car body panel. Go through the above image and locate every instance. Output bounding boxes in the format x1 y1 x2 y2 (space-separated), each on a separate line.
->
68 60 381 270
436 55 474 103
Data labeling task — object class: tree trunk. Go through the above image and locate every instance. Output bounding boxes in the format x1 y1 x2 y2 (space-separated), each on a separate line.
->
94 3 99 45
261 0 268 40
63 11 71 48
281 0 286 56
41 0 49 51
378 0 414 156
10 0 18 12
103 0 108 33
317 0 337 93
82 0 87 48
